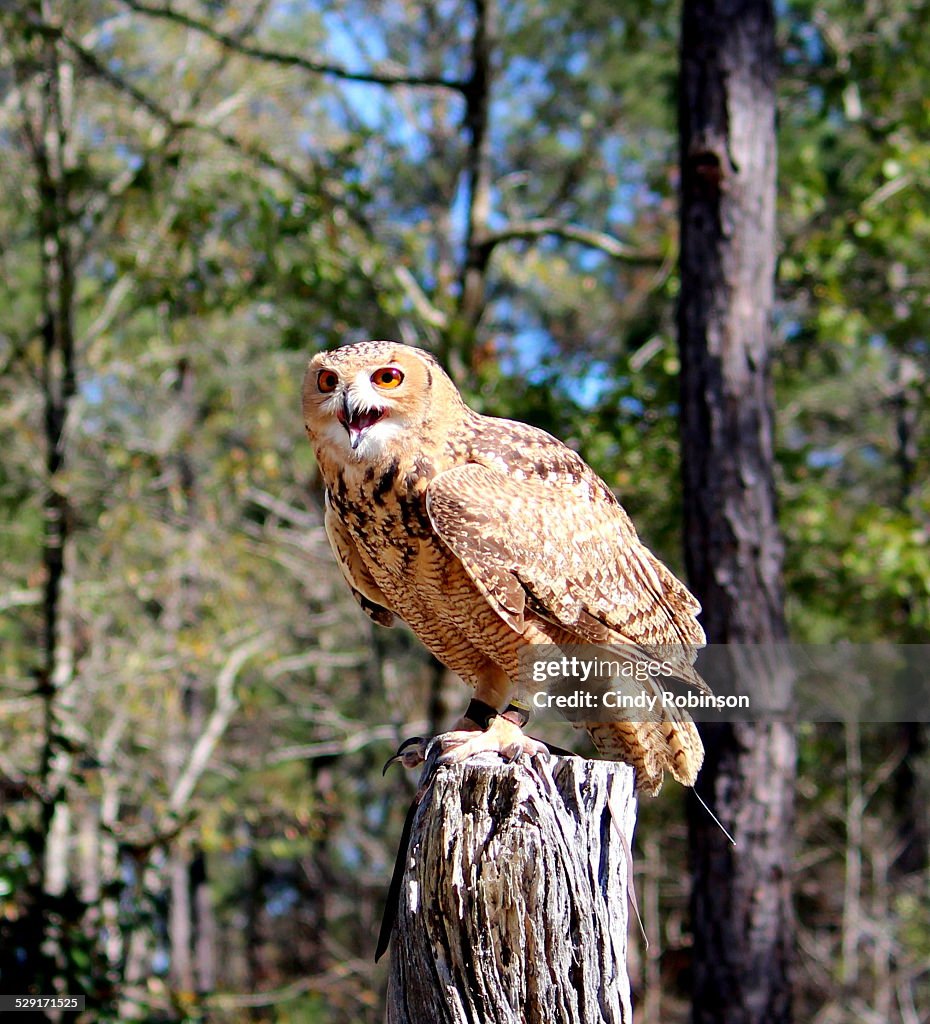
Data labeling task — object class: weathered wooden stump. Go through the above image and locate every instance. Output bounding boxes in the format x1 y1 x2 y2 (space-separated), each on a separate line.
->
385 753 636 1023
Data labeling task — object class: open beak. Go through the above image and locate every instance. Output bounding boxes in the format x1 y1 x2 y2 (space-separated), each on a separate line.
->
337 394 385 450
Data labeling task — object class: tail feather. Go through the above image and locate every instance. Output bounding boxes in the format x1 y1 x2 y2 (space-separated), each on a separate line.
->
585 716 704 796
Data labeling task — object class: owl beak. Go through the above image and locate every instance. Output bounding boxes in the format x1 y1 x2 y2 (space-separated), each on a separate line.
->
338 393 352 434
337 393 385 450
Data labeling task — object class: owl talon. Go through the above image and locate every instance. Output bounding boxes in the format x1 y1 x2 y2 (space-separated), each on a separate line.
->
382 737 428 774
432 714 549 765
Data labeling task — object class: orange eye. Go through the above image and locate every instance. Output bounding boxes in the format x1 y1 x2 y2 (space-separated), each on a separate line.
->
371 367 404 389
318 370 339 393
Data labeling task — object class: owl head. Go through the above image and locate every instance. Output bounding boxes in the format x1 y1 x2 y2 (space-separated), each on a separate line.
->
302 341 464 463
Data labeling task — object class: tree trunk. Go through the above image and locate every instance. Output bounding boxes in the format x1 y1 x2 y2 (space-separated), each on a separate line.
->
677 2 796 1022
193 851 217 994
385 754 635 1024
169 844 195 993
14 8 81 998
453 0 495 372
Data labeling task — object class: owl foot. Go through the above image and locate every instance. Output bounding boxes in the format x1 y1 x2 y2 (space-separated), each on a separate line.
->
383 715 550 773
432 714 550 764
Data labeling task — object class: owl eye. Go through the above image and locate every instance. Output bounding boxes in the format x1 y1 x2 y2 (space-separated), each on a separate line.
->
371 367 404 389
318 370 339 393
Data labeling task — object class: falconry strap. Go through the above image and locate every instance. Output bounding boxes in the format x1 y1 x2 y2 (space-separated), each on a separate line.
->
463 697 500 729
464 698 531 729
502 700 531 727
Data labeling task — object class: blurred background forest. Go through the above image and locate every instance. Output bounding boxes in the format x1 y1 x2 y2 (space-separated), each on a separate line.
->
1 0 929 1021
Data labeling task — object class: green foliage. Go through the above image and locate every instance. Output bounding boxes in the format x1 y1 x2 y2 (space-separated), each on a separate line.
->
777 0 930 640
1 0 929 1021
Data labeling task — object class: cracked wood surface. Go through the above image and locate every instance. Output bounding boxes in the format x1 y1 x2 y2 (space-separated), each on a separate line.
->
386 754 636 1023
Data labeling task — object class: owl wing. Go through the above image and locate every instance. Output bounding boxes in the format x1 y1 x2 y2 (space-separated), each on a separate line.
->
324 491 395 627
425 459 706 680
426 456 707 791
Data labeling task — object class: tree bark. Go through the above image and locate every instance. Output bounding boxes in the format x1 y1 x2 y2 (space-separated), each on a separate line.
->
454 0 496 372
193 851 217 994
169 844 195 993
11 6 82 999
386 754 635 1024
677 2 796 1022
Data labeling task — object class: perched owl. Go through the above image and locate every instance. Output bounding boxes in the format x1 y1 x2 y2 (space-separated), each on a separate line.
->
302 341 707 795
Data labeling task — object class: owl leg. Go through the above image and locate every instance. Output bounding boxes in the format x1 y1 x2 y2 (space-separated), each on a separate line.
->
383 669 547 771
383 704 547 771
430 709 550 764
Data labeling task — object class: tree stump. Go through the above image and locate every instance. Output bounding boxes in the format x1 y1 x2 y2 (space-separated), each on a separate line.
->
385 753 636 1023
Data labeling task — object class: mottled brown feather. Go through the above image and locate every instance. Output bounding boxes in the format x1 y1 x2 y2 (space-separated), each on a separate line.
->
303 341 710 794
324 493 395 627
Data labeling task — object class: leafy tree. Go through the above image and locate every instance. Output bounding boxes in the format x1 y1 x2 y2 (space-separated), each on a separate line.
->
1 1 928 1021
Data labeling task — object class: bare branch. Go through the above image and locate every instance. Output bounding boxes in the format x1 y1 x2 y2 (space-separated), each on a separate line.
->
264 650 366 683
167 633 269 816
207 962 372 1009
39 22 327 201
120 0 466 93
243 487 321 531
266 721 429 765
81 201 179 349
393 265 449 330
477 219 663 264
74 9 258 256
0 696 43 713
0 587 42 612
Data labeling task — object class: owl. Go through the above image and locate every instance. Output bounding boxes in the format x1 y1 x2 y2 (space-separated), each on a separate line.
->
302 341 707 795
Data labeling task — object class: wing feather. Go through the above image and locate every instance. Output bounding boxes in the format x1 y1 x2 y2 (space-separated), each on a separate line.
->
426 447 706 685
